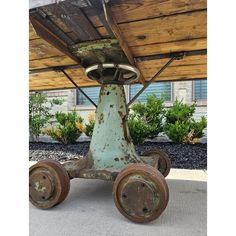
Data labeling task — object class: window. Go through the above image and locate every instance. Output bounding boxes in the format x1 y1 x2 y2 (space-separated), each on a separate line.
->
76 87 100 106
194 80 207 101
129 82 172 102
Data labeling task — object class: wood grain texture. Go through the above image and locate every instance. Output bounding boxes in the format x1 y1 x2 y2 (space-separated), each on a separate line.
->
131 38 207 57
137 55 206 80
97 10 207 47
30 10 207 61
29 55 76 69
137 54 207 68
29 54 206 90
29 1 207 90
85 0 207 27
29 22 38 40
29 38 65 60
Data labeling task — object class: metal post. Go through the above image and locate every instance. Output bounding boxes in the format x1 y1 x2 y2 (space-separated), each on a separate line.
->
61 69 97 108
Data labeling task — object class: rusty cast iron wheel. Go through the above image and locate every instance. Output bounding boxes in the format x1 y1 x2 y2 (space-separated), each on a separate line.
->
113 163 169 223
29 160 70 209
142 149 171 177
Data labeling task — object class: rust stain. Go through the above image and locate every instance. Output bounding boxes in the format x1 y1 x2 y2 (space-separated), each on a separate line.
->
98 113 104 124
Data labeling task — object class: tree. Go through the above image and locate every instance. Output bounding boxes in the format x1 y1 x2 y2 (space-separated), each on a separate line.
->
29 92 63 141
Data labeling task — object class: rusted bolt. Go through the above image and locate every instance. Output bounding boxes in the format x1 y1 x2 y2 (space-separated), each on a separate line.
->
142 207 148 213
137 35 146 40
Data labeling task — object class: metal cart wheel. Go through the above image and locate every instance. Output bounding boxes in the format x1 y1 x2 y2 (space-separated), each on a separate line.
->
113 163 169 223
29 160 70 209
142 149 171 177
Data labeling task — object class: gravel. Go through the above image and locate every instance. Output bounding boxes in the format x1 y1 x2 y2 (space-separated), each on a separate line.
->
29 141 207 169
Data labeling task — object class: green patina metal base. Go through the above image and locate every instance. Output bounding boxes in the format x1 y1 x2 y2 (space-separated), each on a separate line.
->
89 84 140 170
62 84 159 181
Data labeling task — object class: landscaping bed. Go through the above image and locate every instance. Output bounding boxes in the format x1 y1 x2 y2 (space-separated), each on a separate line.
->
29 141 207 169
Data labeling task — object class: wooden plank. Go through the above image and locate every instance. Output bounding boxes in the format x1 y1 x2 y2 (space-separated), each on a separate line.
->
51 2 100 41
29 38 65 60
29 59 206 90
29 73 206 91
102 0 146 84
132 38 207 57
30 21 78 42
30 81 99 91
85 0 207 27
137 54 207 68
30 15 80 63
29 22 39 40
96 10 207 47
29 55 76 69
152 74 207 82
139 64 207 80
30 10 206 61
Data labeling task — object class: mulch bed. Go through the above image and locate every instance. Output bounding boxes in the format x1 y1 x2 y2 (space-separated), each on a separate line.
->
29 141 207 169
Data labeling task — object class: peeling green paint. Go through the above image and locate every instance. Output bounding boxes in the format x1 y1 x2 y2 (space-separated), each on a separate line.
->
34 182 46 192
89 84 141 171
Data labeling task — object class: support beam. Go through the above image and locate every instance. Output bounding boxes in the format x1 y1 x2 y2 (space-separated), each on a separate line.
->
61 69 97 108
127 57 178 107
101 0 146 85
89 0 115 37
29 12 81 64
29 64 81 74
135 49 207 62
52 2 101 41
30 8 74 45
29 49 205 74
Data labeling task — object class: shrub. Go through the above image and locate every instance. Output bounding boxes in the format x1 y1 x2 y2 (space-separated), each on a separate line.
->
43 110 84 144
84 112 95 137
130 95 165 138
128 95 165 144
164 100 207 144
128 116 150 144
165 100 195 124
29 92 63 142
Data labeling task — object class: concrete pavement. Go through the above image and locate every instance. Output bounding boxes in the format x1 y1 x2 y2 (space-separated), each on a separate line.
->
29 162 207 236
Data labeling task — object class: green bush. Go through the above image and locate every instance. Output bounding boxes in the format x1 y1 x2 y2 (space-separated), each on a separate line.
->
130 95 165 138
164 100 207 144
128 95 165 144
43 110 84 144
128 117 150 144
84 112 95 137
29 92 63 142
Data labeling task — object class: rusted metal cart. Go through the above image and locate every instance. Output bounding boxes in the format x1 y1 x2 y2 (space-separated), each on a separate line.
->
30 62 172 223
29 0 207 223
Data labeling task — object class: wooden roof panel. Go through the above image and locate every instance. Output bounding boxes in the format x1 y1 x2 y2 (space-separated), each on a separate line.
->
85 0 207 27
29 55 76 69
29 0 207 91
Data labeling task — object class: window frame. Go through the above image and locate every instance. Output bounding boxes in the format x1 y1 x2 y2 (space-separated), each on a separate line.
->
192 79 207 102
129 82 173 103
75 86 101 108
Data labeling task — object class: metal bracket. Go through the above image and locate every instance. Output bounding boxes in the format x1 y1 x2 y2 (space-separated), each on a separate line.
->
61 69 97 107
127 55 184 107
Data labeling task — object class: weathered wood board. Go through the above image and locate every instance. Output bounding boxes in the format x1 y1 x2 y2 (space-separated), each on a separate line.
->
29 0 207 90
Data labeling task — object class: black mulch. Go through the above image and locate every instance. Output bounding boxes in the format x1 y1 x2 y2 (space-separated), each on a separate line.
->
29 141 207 169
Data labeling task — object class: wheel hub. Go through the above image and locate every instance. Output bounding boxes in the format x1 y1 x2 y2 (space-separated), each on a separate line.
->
29 169 55 201
117 175 160 218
